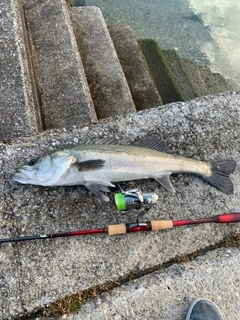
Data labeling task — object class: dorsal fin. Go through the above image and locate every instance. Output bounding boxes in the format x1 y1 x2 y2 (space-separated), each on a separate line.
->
136 137 170 153
85 138 120 145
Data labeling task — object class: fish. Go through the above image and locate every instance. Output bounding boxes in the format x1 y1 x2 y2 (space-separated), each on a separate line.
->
11 137 236 201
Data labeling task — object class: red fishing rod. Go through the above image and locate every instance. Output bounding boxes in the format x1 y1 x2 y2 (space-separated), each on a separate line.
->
0 189 239 243
1 212 240 244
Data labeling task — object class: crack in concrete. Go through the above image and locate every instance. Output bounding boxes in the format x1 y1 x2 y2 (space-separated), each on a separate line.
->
18 232 240 319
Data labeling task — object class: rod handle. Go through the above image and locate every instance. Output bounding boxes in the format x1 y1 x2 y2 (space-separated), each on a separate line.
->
151 220 173 230
107 224 127 236
107 220 174 236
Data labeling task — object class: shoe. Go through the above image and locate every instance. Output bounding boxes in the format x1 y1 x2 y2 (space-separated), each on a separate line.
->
185 298 224 320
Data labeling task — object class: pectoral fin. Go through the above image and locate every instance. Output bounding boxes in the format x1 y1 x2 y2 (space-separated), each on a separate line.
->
74 159 105 171
156 175 176 193
84 181 115 202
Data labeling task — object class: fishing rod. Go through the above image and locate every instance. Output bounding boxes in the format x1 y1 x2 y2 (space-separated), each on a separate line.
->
0 188 240 244
0 211 240 244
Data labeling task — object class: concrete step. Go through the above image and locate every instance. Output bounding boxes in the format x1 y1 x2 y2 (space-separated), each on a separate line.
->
70 7 136 119
68 247 240 320
108 24 163 111
181 58 236 97
181 58 210 97
0 0 42 140
1 1 235 142
138 40 235 103
163 49 198 101
138 39 184 104
199 66 235 95
23 0 97 130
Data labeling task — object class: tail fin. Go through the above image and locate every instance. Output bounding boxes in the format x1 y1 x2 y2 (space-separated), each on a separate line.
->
205 160 236 194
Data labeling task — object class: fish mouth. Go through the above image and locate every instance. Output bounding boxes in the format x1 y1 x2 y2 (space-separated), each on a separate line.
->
11 171 25 182
11 167 33 182
12 167 26 176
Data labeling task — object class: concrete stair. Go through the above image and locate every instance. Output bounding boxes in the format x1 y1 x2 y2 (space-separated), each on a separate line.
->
0 0 236 141
0 0 43 139
69 7 136 118
108 24 163 110
162 49 198 101
23 0 97 130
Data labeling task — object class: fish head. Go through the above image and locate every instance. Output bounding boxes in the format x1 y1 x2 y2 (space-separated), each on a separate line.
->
11 150 76 186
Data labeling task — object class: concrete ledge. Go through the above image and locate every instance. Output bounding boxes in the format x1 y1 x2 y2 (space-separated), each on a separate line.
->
108 24 163 110
70 7 136 119
23 0 97 129
0 0 42 140
69 247 240 319
1 91 240 319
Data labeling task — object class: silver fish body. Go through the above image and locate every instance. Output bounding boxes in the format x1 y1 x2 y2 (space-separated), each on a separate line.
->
11 138 236 201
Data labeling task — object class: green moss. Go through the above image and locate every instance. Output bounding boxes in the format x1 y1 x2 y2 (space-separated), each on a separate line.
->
138 39 184 103
32 283 117 319
163 49 199 98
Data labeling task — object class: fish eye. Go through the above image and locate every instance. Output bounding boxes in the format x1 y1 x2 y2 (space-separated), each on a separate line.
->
27 158 38 166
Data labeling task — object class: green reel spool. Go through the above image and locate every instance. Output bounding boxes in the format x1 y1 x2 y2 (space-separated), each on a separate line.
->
115 189 158 211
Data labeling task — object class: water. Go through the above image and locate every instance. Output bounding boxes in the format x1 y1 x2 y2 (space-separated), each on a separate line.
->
75 0 240 87
189 0 240 87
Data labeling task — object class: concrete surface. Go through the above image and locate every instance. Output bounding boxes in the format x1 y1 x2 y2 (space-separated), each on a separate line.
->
68 247 240 320
138 39 184 104
0 0 42 140
0 90 240 319
108 24 163 110
163 49 197 101
199 66 235 95
181 58 210 97
23 0 97 129
181 58 238 98
70 7 136 119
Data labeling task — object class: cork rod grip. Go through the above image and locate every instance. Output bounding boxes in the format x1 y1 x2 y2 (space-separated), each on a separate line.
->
107 223 127 236
151 220 173 230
